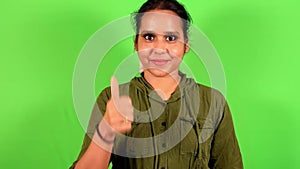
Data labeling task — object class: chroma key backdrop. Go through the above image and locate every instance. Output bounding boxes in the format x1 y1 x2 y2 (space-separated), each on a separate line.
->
0 0 299 169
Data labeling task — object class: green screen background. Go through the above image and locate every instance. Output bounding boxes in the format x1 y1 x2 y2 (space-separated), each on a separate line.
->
1 0 299 168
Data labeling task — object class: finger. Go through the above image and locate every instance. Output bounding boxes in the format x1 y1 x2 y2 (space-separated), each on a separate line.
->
118 97 134 121
110 76 120 103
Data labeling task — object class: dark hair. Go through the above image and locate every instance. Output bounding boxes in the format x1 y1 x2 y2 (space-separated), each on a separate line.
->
133 0 192 43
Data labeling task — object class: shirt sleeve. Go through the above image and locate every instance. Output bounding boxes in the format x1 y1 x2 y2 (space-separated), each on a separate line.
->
208 101 244 169
69 87 111 169
69 134 92 169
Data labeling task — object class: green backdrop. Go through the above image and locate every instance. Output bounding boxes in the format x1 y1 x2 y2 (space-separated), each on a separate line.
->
1 0 299 168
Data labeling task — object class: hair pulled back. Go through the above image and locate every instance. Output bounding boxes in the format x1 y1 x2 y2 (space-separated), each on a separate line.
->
133 0 192 43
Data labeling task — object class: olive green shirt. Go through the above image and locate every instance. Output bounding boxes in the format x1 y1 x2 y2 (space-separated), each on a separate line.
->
70 73 243 169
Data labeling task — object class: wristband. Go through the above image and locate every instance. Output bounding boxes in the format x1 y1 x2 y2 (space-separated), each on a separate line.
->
95 123 114 144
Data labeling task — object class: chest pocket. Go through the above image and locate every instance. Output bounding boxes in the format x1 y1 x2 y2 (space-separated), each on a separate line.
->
180 118 214 158
125 122 155 158
180 117 198 155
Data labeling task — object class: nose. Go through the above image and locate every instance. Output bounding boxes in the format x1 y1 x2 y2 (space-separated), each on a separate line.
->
153 37 167 55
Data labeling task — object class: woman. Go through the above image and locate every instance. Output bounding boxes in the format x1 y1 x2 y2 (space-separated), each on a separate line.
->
71 0 243 168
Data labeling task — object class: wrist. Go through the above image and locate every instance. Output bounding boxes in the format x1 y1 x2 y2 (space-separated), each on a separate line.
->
96 120 116 144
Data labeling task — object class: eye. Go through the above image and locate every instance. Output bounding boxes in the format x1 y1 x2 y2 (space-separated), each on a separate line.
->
143 33 155 41
165 35 178 42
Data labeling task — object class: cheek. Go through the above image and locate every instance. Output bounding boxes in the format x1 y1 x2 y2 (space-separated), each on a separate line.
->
169 44 185 59
137 39 153 57
170 47 179 54
137 41 152 50
138 48 152 60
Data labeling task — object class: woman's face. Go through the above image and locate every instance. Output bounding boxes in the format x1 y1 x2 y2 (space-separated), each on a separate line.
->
135 10 189 78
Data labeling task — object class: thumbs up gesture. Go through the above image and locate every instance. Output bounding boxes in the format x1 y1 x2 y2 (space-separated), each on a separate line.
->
98 77 133 142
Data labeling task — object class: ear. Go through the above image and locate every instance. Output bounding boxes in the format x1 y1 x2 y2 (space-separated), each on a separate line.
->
134 35 138 51
184 41 190 53
134 42 138 51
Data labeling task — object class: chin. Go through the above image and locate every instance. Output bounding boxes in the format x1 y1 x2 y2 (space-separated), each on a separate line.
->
146 68 175 78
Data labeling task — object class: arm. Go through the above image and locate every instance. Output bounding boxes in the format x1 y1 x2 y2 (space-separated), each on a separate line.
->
69 94 115 169
209 102 243 169
74 120 115 169
70 78 133 169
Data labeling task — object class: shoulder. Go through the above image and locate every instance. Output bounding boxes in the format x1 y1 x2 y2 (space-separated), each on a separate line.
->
197 83 226 104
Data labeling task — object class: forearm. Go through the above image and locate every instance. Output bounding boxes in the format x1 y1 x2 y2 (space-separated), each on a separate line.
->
74 132 113 169
74 81 133 169
75 119 116 169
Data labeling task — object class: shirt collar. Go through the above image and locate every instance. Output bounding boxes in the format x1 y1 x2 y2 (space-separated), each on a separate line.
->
132 71 191 103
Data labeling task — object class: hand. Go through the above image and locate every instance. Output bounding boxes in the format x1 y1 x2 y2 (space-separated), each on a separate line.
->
98 77 133 141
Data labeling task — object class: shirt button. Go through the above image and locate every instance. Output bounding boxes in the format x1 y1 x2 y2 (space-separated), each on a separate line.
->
162 143 166 148
161 122 166 126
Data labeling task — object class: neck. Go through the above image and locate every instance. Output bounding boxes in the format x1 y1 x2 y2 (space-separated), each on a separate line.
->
144 70 181 100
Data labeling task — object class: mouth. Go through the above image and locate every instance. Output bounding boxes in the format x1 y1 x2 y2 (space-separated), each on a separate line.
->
150 59 170 66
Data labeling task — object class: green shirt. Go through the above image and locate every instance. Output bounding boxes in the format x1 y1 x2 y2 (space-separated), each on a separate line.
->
70 73 243 169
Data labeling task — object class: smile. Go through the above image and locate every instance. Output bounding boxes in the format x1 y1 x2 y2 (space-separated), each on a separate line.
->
150 59 170 66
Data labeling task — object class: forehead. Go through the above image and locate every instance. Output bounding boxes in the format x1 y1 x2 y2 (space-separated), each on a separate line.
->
139 10 183 34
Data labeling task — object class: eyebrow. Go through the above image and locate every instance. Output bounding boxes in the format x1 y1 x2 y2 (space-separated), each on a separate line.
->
164 31 180 36
140 30 181 36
